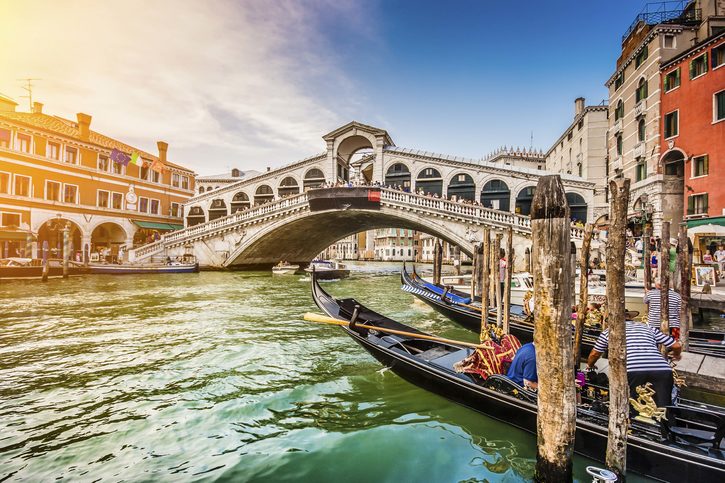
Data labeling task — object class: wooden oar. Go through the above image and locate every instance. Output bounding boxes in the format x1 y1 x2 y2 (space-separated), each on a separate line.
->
303 312 484 349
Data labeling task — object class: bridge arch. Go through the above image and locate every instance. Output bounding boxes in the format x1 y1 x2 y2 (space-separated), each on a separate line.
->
187 206 206 226
480 179 511 211
303 168 325 190
254 184 274 205
415 167 443 196
278 176 301 198
447 172 476 201
384 162 412 190
515 185 536 216
208 199 228 221
231 191 251 213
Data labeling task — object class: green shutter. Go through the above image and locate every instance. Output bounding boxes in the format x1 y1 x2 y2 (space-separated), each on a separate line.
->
676 68 680 86
704 53 709 72
704 193 709 214
690 60 696 79
664 74 670 91
688 196 694 215
704 155 709 175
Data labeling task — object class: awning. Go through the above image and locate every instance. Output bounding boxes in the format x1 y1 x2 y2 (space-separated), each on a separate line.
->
0 229 35 241
133 221 184 231
687 216 725 229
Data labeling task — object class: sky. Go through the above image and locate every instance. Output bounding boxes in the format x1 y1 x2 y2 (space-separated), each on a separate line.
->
0 0 647 175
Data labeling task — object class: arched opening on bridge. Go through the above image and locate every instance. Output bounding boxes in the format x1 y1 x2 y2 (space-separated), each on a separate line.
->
660 148 686 227
480 179 510 211
336 135 374 183
278 176 300 198
416 167 443 196
199 186 205 194
303 168 325 190
515 186 536 216
91 222 126 261
231 192 251 213
384 163 411 190
208 199 228 221
566 193 587 223
37 218 83 261
447 173 475 201
187 206 206 227
254 185 274 205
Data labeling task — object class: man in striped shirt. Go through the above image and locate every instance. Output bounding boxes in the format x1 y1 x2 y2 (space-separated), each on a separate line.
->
586 320 682 407
644 282 682 339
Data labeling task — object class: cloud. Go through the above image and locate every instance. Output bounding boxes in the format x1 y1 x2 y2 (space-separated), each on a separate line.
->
0 0 373 174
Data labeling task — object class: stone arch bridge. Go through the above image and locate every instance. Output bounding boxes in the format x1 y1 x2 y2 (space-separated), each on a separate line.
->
129 122 596 268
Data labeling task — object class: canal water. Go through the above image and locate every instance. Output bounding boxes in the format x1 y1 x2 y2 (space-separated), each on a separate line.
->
1 262 650 482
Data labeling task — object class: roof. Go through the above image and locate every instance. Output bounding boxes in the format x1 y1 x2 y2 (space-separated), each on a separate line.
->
322 121 394 146
0 93 18 106
197 169 261 181
660 30 725 71
0 110 194 173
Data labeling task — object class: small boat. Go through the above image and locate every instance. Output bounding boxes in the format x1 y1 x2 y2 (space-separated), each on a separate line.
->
310 272 725 481
304 260 350 280
88 259 199 274
272 262 300 275
0 258 87 280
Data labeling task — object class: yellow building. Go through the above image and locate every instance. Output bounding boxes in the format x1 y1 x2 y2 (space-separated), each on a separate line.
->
0 95 195 261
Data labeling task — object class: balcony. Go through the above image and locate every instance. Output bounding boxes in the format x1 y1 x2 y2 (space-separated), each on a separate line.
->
633 141 646 158
613 118 623 133
634 99 647 117
622 2 702 43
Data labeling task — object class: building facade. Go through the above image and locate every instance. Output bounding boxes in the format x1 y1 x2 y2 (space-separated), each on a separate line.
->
374 228 418 261
546 97 609 223
0 96 195 260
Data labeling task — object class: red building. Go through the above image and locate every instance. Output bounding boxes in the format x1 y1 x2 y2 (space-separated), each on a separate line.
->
660 31 725 261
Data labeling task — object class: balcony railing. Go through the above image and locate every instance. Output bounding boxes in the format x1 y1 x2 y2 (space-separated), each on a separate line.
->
634 99 647 117
622 2 701 43
613 118 623 134
633 142 646 159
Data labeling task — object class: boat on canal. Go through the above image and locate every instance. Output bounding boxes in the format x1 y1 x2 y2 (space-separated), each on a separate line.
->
88 259 199 275
0 258 87 280
310 272 725 481
304 260 350 280
272 261 300 275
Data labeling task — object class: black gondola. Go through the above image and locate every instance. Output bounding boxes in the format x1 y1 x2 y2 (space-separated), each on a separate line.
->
310 272 725 481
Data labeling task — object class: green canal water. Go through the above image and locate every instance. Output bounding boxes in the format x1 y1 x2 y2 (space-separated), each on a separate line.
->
1 262 650 482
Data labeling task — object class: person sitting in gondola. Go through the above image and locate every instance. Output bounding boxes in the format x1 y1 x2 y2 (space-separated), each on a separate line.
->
506 342 537 391
586 313 682 408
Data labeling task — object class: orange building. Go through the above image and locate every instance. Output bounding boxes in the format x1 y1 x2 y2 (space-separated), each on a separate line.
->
0 95 195 261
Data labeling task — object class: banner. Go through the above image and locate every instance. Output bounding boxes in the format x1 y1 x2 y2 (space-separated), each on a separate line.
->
110 148 130 166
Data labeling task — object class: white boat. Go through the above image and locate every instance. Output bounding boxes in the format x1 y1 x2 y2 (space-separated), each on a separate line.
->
305 260 350 280
272 262 300 275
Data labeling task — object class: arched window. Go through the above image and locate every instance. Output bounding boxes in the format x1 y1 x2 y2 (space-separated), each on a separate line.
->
231 191 250 213
208 199 228 221
615 100 624 121
384 163 411 190
636 78 648 103
638 119 646 142
186 206 206 227
480 179 510 211
278 176 300 197
447 173 475 201
566 193 587 223
303 168 325 190
254 184 274 205
616 135 623 156
199 186 205 194
416 168 443 196
515 186 536 216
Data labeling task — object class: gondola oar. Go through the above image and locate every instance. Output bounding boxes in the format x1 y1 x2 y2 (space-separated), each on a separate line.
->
303 312 485 349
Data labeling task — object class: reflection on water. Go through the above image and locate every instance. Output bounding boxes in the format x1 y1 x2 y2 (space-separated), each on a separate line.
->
0 263 647 482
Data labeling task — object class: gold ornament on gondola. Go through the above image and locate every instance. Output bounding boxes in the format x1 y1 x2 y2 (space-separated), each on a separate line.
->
629 383 667 423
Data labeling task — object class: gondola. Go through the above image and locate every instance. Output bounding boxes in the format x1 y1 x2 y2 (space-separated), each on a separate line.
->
400 264 601 358
310 272 725 481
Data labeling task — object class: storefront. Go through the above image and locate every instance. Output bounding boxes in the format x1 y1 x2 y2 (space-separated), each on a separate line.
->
132 221 184 247
0 228 34 258
688 217 725 265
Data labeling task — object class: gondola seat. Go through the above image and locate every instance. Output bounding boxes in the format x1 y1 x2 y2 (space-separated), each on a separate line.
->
482 374 537 402
660 406 725 449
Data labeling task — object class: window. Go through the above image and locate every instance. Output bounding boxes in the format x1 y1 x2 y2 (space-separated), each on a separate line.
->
664 110 678 138
151 170 160 183
97 190 110 208
636 78 648 103
0 172 9 193
693 155 709 177
172 173 180 187
48 142 60 160
112 160 125 175
140 164 150 180
638 119 646 142
713 44 725 69
690 53 708 79
111 192 123 210
16 133 31 153
14 175 30 196
0 128 10 148
63 184 78 204
616 135 623 156
635 46 648 68
1 212 21 227
615 100 624 121
715 91 725 122
181 175 189 190
457 174 466 182
664 34 675 49
577 120 583 131
614 72 625 90
688 193 708 215
138 197 149 213
98 155 110 172
664 68 680 91
150 199 160 215
170 202 182 218
636 162 647 182
45 180 61 201
64 146 78 164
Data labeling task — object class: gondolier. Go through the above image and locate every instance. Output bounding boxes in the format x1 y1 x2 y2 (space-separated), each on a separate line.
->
586 319 682 407
644 281 682 339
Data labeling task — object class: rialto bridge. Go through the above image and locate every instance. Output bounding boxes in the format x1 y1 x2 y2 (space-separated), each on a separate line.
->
128 122 598 268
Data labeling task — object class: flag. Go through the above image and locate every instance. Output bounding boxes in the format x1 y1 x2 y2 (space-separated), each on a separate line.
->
151 158 166 173
130 152 143 167
110 148 130 166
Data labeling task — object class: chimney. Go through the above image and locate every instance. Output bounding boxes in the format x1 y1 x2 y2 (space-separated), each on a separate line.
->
32 102 43 114
267 167 271 172
157 141 168 163
76 113 92 141
574 97 585 117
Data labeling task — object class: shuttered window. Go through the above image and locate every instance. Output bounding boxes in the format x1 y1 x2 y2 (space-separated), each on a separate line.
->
690 53 708 79
693 155 709 177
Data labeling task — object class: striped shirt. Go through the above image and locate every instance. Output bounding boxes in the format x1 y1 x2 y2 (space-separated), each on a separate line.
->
593 321 675 373
644 288 682 329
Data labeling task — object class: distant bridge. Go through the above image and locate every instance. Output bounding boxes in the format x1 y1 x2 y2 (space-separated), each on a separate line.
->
129 122 597 268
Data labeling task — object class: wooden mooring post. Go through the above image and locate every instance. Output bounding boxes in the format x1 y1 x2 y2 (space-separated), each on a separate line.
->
62 224 70 279
643 224 652 290
433 239 442 285
573 224 594 368
605 177 631 480
475 243 484 298
660 221 671 336
503 226 514 334
531 175 575 482
494 233 503 327
480 228 491 338
470 244 478 298
678 225 692 351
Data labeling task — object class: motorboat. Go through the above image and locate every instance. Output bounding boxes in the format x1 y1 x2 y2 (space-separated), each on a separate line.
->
272 262 300 275
305 260 350 280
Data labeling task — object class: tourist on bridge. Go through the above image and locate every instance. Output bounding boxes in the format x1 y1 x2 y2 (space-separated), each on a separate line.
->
586 317 682 408
644 281 682 339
